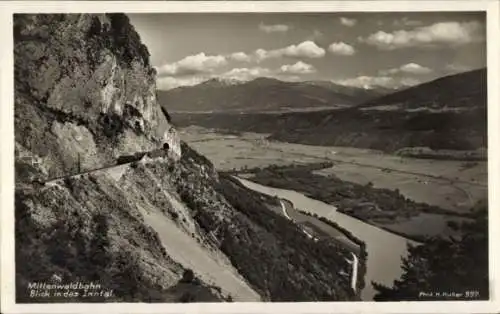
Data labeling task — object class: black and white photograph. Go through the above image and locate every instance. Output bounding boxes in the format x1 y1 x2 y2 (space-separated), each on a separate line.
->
1 1 499 313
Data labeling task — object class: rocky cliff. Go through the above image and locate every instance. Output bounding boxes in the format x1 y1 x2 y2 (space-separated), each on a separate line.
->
14 13 235 303
14 13 357 303
15 13 181 182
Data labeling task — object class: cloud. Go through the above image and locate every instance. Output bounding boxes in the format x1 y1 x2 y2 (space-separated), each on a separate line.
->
156 76 208 90
157 61 316 90
280 61 316 74
220 67 273 81
282 41 325 58
445 63 472 73
159 41 325 77
399 63 433 74
221 67 303 83
255 41 326 61
156 53 227 76
401 77 422 86
308 29 324 40
333 75 420 89
229 52 252 62
259 22 290 33
328 42 356 56
155 41 328 89
157 67 273 90
340 17 357 27
379 63 433 75
359 21 484 50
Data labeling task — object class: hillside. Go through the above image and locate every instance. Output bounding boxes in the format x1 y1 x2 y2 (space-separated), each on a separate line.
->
14 13 359 303
358 68 487 111
157 77 384 113
172 69 487 154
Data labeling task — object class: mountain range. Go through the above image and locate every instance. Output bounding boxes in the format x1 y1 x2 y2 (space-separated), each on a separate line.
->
172 68 487 153
158 77 391 113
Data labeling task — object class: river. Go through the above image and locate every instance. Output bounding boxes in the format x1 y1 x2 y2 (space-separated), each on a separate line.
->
236 177 417 301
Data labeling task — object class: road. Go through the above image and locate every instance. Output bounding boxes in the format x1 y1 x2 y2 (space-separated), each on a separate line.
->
43 162 131 184
17 160 138 192
137 194 261 301
279 199 293 220
345 252 359 292
280 198 317 240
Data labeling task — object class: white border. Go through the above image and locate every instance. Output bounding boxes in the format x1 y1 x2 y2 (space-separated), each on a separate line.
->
1 1 499 314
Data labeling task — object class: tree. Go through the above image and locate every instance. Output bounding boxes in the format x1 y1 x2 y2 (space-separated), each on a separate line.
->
109 250 143 300
180 269 195 283
88 213 111 280
178 291 196 303
372 202 488 301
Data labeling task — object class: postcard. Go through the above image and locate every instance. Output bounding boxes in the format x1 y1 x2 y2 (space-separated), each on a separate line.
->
1 1 499 313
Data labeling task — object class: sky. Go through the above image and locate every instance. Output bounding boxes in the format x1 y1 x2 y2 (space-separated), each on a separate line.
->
128 12 486 91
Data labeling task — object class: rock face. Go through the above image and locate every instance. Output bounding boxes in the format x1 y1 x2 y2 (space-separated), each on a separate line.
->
14 13 236 303
14 13 181 180
14 13 357 303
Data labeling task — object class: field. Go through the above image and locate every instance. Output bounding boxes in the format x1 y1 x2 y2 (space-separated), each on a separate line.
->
179 126 487 216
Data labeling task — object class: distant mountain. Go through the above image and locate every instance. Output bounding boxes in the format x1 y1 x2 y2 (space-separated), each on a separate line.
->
358 68 487 111
158 77 386 113
173 69 487 153
197 77 246 88
303 80 395 99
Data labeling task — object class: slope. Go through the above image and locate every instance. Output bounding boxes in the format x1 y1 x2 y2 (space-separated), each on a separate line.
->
358 68 487 111
14 13 252 303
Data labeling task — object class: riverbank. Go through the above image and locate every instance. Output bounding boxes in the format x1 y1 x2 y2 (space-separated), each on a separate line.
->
395 146 487 161
212 173 363 301
294 209 369 292
236 177 415 301
276 198 368 294
228 162 474 241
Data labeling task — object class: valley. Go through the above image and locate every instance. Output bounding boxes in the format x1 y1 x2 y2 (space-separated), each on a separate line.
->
178 125 488 300
179 126 487 214
179 126 486 241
